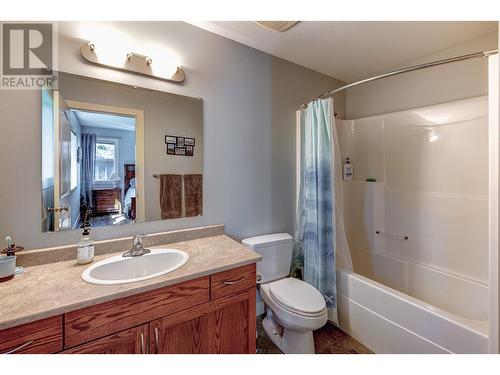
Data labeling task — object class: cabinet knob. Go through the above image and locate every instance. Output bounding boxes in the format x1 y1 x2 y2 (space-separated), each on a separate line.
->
4 340 33 354
140 332 145 354
223 276 245 285
154 327 160 354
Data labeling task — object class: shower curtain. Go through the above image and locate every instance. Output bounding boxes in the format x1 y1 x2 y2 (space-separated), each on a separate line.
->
293 98 353 325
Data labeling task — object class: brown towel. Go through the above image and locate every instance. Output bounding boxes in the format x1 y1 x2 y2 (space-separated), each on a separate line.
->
160 174 182 219
184 174 203 217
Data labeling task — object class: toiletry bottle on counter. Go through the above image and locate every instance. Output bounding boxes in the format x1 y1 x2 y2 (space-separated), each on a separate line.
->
343 158 353 181
77 226 94 265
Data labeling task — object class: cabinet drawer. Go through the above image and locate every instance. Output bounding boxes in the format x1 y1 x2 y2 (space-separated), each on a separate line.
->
0 316 63 354
94 188 121 213
64 276 210 349
210 263 256 300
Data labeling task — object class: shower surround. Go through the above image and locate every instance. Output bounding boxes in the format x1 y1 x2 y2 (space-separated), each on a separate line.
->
336 96 489 353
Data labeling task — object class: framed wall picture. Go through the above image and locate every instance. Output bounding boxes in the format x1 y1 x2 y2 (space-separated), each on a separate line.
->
175 147 186 155
184 138 195 146
165 135 195 156
165 135 177 144
167 143 175 155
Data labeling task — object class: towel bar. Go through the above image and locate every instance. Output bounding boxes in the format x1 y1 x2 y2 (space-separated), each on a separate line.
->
375 230 408 241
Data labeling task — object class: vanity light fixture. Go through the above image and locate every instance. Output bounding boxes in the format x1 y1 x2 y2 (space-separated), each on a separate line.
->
80 42 185 83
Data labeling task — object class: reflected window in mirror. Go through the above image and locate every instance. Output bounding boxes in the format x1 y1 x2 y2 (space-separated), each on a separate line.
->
95 138 119 183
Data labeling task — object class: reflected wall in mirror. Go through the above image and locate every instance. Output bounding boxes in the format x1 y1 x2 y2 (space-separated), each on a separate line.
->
41 72 203 232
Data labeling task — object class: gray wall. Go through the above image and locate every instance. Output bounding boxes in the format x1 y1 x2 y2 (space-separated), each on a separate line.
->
0 21 345 249
346 32 498 118
270 57 346 239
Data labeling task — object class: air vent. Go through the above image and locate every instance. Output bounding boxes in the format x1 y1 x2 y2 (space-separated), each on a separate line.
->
255 21 299 32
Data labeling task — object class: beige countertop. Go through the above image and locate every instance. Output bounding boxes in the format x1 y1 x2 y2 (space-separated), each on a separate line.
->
0 234 261 330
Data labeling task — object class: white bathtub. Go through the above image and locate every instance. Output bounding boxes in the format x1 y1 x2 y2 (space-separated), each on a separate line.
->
335 98 489 353
336 251 489 353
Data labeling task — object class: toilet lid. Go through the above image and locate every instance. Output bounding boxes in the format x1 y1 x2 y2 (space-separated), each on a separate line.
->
269 278 326 315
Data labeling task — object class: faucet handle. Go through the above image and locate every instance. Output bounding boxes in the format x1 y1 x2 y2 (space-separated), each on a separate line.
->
133 234 146 246
123 234 150 257
2 235 24 256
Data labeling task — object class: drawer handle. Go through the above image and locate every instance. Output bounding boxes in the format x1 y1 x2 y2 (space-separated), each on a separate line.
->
223 276 245 285
4 340 34 354
140 332 145 354
154 327 160 354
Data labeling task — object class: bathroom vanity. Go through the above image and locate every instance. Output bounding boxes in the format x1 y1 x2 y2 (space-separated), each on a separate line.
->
0 71 258 354
0 226 260 354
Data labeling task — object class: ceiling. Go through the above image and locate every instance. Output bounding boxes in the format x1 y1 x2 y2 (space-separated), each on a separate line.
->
72 110 135 132
189 21 498 82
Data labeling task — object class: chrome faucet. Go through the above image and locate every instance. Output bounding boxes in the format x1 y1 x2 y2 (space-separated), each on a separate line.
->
123 234 151 257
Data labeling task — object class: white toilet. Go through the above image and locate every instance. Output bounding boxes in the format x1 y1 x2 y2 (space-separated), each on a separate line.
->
242 233 328 354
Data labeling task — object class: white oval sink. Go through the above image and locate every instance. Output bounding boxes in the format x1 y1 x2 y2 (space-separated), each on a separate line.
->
81 248 189 285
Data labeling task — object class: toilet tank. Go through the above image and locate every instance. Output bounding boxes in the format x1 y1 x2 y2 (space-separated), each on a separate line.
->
242 233 293 284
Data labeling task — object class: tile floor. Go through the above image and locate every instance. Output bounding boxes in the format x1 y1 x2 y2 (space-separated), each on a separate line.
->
257 316 373 354
89 213 134 227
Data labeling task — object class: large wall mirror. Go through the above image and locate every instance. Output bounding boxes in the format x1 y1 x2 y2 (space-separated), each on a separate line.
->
41 72 203 232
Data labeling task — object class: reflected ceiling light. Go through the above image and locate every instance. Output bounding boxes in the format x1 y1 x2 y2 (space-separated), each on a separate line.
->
80 42 185 83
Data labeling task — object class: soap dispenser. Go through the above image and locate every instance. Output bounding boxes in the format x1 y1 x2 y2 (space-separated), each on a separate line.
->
77 225 94 265
343 157 353 181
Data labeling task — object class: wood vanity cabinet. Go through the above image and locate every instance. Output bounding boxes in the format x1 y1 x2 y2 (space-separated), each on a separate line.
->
0 263 257 354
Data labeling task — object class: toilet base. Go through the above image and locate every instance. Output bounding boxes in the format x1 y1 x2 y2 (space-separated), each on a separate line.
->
262 309 315 354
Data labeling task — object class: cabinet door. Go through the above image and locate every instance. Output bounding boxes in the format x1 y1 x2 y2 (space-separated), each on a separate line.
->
151 316 206 354
203 297 253 354
62 325 148 354
150 288 256 354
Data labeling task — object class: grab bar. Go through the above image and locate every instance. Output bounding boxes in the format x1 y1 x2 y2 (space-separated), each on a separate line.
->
375 230 408 241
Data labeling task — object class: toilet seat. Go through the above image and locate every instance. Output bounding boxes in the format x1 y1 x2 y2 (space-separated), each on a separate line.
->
259 278 328 335
268 277 326 317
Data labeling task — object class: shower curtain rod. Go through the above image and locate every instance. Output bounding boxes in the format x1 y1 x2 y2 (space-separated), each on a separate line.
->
302 48 499 107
